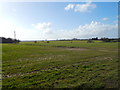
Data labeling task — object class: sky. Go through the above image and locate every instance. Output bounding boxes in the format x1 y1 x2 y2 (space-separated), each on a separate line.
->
0 2 118 40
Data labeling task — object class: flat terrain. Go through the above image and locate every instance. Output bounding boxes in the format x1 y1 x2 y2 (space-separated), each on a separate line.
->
2 40 119 88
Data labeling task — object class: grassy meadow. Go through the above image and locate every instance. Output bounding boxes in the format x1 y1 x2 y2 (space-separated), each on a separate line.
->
2 40 119 88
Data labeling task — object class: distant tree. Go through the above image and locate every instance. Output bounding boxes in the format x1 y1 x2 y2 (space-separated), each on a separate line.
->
72 38 77 40
14 39 20 43
1 37 7 43
87 39 94 43
92 37 98 40
0 37 20 43
118 38 120 42
47 41 50 43
101 38 111 42
7 38 13 43
0 37 1 43
34 41 37 43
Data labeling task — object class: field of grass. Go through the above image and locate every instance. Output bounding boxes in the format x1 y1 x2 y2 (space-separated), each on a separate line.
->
2 40 119 88
21 40 118 49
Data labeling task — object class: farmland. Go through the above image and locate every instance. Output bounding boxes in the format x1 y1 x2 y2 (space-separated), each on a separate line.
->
2 40 119 88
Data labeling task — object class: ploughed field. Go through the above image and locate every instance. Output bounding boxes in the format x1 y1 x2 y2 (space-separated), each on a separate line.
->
2 40 119 88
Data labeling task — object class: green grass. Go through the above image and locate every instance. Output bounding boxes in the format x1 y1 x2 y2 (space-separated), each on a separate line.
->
20 40 118 49
2 41 119 88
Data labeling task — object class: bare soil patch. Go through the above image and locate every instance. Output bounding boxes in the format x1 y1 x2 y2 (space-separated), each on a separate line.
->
63 47 88 51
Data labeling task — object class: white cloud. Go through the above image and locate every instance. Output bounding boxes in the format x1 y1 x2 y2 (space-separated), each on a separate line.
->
32 22 52 30
15 27 37 40
74 3 96 13
0 21 118 40
32 22 54 35
64 2 96 13
54 21 118 39
102 17 109 21
0 20 15 38
31 21 117 40
64 4 74 11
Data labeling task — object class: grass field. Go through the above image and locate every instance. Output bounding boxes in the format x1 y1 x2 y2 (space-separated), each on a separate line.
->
2 40 119 88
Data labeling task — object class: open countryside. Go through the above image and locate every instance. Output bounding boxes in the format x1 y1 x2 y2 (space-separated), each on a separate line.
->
2 40 119 88
0 1 119 89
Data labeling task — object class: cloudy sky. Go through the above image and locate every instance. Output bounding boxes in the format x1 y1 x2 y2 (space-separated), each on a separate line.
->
0 2 118 40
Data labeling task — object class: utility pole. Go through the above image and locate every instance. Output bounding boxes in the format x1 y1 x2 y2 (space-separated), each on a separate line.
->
14 30 16 40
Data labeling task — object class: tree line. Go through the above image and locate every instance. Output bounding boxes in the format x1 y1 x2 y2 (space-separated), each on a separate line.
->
58 37 120 42
0 37 20 43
